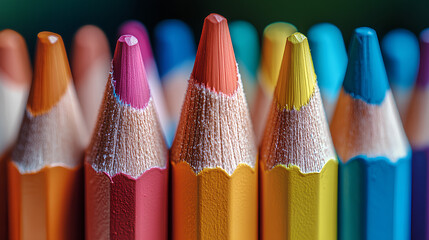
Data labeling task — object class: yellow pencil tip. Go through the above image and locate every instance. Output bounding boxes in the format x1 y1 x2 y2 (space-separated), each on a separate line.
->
275 32 316 110
260 22 297 93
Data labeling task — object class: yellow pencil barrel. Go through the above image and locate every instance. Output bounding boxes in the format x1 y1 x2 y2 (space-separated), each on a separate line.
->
261 160 337 239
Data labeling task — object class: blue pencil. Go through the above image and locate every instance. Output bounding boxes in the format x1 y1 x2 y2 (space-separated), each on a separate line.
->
153 19 196 146
381 29 420 121
308 23 348 122
331 27 412 240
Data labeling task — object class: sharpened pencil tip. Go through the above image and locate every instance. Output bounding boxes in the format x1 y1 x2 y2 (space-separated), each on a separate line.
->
28 32 71 115
112 35 150 109
192 13 238 95
118 20 154 66
275 32 316 110
343 27 389 104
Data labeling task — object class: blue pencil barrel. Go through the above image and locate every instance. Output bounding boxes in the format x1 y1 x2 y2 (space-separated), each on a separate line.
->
339 154 411 240
411 149 429 239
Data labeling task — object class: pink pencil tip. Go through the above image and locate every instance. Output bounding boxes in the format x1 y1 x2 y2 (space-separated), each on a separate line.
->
112 35 150 109
118 21 154 66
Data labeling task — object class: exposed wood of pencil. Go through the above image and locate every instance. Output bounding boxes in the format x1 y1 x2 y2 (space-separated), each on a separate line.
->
85 79 167 177
331 90 409 162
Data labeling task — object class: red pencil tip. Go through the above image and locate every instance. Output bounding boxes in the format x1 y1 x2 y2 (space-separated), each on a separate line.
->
192 13 238 95
112 35 150 109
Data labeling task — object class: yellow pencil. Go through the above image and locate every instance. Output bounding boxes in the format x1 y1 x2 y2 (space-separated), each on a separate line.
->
260 32 338 240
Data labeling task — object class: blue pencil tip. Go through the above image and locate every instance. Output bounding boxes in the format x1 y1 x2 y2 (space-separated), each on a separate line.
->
229 20 260 81
381 29 419 89
343 27 389 104
154 19 196 78
307 23 348 101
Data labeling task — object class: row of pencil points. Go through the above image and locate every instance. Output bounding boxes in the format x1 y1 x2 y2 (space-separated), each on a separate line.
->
0 12 426 240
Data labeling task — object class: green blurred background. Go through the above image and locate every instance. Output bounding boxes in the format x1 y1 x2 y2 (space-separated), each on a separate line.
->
0 0 426 56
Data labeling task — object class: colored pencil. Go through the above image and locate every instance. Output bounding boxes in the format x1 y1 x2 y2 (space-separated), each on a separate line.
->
230 20 260 106
154 19 196 143
8 31 87 240
118 20 170 142
72 25 111 134
381 29 420 121
307 23 348 122
0 30 31 153
171 13 257 240
85 35 168 239
260 32 338 240
252 22 296 144
405 28 429 239
331 27 411 240
0 29 32 239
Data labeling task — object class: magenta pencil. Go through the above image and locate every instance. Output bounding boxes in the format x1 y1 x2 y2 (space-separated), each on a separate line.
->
85 35 168 239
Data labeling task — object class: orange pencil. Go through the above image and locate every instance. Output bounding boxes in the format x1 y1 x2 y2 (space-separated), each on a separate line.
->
171 13 258 240
8 32 87 240
0 29 31 239
72 25 111 134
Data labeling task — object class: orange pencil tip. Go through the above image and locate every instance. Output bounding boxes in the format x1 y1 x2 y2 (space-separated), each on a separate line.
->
28 31 71 115
0 29 32 86
192 13 238 95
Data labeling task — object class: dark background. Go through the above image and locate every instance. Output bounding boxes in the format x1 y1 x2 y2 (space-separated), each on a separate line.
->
0 0 426 58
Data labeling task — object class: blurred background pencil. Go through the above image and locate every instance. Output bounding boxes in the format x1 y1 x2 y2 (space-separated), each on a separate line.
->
229 20 260 106
118 20 170 142
0 29 31 239
154 19 196 143
252 22 296 144
0 30 31 153
171 13 257 240
381 28 420 121
72 25 111 134
260 32 338 240
8 31 87 240
331 27 411 240
85 35 168 240
405 28 429 240
307 23 348 122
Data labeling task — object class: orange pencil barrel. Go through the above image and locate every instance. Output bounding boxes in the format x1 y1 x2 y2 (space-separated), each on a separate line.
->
8 164 83 240
172 163 257 239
